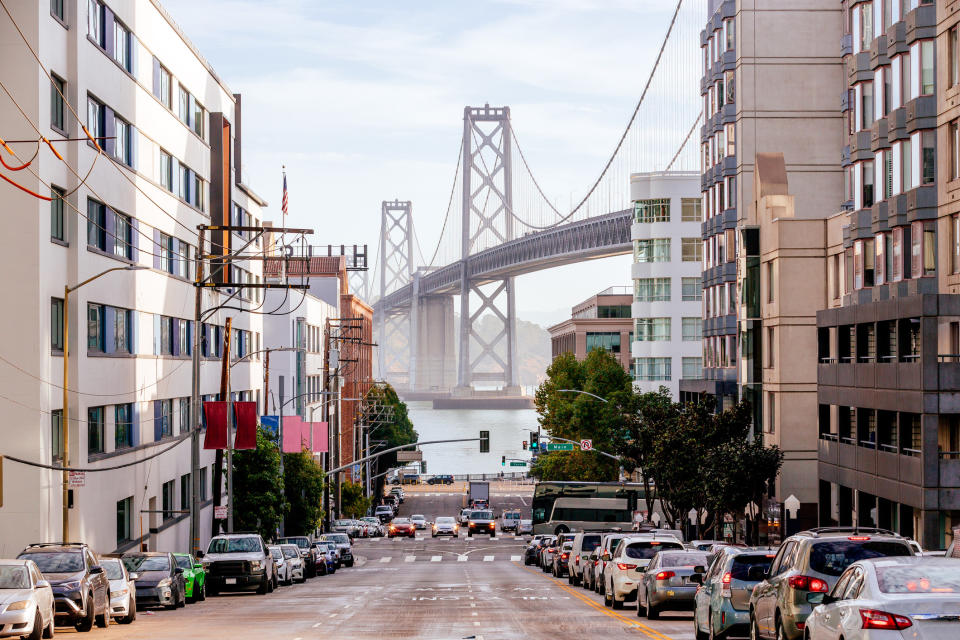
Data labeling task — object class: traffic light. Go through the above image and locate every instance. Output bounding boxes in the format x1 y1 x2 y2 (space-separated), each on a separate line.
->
529 431 539 450
479 430 489 452
501 455 506 466
522 440 527 450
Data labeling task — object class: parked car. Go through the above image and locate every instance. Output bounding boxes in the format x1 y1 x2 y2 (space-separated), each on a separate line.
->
518 519 534 536
360 517 385 537
539 537 560 573
636 549 710 619
172 553 205 603
99 557 136 624
279 545 306 582
587 533 630 594
389 518 417 538
693 546 776 640
427 475 454 484
199 533 277 595
331 520 362 538
318 534 354 568
0 558 55 639
467 510 496 538
524 535 550 566
568 532 603 587
375 506 394 523
688 540 726 552
276 536 320 578
432 516 459 537
268 546 292 586
411 515 428 530
312 542 338 574
500 510 522 533
17 542 110 631
804 556 960 640
122 552 186 610
602 536 685 609
552 541 574 577
749 527 914 640
390 487 405 503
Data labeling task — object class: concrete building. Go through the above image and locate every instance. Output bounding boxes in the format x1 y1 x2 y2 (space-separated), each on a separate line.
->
629 171 703 398
548 288 634 371
0 0 267 556
684 0 845 415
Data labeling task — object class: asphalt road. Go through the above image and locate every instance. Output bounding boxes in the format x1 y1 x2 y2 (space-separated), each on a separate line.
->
65 490 698 640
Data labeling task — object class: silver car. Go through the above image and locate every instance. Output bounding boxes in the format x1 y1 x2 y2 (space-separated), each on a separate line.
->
101 557 136 624
332 519 360 537
805 557 960 640
411 514 427 530
268 546 293 586
0 560 54 639
319 534 354 568
636 549 709 619
432 516 459 537
279 545 305 582
518 519 534 536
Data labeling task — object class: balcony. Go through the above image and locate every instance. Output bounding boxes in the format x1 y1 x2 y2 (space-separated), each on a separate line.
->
840 34 852 57
904 3 936 45
905 96 936 133
819 432 923 484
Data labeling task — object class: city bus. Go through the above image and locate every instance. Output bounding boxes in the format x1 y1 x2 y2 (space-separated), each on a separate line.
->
532 481 648 535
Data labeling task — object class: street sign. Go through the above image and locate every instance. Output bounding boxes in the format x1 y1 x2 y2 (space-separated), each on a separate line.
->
214 505 228 519
509 461 526 467
68 471 85 487
396 450 423 462
580 439 592 451
546 443 574 451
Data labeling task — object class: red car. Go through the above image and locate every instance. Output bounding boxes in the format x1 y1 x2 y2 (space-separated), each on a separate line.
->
388 518 416 538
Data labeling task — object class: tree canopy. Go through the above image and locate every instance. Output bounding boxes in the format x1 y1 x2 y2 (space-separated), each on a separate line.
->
232 426 287 541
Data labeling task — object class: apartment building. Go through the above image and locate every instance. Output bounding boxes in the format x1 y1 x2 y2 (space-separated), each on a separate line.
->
548 288 635 372
0 0 267 556
629 172 703 398
685 0 844 416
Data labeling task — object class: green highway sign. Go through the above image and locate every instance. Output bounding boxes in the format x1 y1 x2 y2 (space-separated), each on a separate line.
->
509 461 526 467
546 443 575 451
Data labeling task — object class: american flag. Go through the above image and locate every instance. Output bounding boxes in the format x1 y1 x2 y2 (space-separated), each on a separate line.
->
281 171 288 217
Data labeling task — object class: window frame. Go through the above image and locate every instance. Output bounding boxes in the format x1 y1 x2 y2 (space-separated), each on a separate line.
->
681 237 702 263
88 406 105 455
50 74 66 133
115 403 133 449
50 186 66 243
51 297 64 352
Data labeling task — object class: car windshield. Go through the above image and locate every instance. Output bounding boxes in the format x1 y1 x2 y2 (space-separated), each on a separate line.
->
393 518 411 524
282 547 299 559
505 513 520 519
581 535 601 552
809 541 912 577
174 555 192 570
412 515 425 520
659 553 709 568
101 559 124 580
19 551 83 573
269 548 283 560
436 517 455 524
472 511 492 519
730 554 776 581
322 534 350 544
0 565 30 589
123 556 170 572
376 507 391 512
624 541 684 559
278 538 308 549
207 537 262 554
876 565 960 593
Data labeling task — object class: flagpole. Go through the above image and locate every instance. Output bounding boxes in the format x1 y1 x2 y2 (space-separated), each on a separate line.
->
280 165 287 281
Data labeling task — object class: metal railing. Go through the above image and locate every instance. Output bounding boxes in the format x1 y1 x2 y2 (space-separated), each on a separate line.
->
819 432 839 441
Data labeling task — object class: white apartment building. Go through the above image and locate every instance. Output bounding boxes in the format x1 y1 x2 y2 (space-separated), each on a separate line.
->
0 0 268 556
630 172 703 398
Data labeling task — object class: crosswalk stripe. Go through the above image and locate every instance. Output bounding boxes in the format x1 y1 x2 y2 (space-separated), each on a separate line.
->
458 555 468 562
483 555 494 562
405 555 415 562
431 555 442 562
379 556 391 563
511 555 521 561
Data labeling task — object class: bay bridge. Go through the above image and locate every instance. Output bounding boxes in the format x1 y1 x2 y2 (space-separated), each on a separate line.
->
360 0 704 402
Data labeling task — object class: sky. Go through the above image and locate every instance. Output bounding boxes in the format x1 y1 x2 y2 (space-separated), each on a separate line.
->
161 0 684 326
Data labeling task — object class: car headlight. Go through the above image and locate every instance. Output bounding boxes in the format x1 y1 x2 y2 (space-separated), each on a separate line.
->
58 580 82 591
201 558 212 567
157 578 172 588
114 588 129 597
251 560 264 571
6 601 31 611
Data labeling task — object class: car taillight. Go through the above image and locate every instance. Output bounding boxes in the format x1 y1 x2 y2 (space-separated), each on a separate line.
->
561 553 569 560
616 563 637 571
655 571 675 581
548 547 557 553
847 536 871 541
594 560 600 566
787 575 828 592
575 555 580 564
722 572 732 584
860 609 913 630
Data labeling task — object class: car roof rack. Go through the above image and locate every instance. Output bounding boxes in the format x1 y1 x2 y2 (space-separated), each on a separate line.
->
26 542 87 548
796 527 898 538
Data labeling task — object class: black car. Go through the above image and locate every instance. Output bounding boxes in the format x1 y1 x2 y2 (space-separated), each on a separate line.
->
276 536 319 578
524 535 550 566
427 475 454 485
122 552 186 610
17 542 111 631
552 542 573 577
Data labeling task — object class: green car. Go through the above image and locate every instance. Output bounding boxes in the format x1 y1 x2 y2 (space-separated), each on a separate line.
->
173 553 206 603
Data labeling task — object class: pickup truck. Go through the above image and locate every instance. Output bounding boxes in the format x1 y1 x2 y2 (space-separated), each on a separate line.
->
199 533 276 595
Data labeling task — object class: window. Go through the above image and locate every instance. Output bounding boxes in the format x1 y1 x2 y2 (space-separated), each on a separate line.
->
634 198 670 223
860 1 872 51
179 398 191 435
51 410 63 463
911 220 936 277
862 160 875 207
724 18 735 51
156 399 173 439
920 40 934 95
115 403 133 448
682 357 703 380
192 100 205 138
682 317 702 342
113 20 131 71
954 215 960 274
180 473 192 512
767 326 775 368
953 120 960 181
51 0 65 21
160 316 173 355
88 406 104 454
597 305 631 318
953 25 960 88
87 199 106 250
198 467 208 500
87 0 102 44
901 139 913 191
113 211 132 259
178 319 190 355
876 232 887 285
116 497 132 545
86 95 104 144
767 392 776 434
767 261 775 302
113 308 130 353
634 238 670 262
681 198 702 222
114 118 132 167
635 277 671 302
179 163 203 209
586 332 622 353
922 130 935 185
682 277 702 301
861 81 874 129
50 186 65 241
50 75 65 132
681 238 702 262
480 430 489 453
635 318 671 341
178 86 190 125
634 357 672 381
159 151 173 191
162 480 175 520
883 150 892 199
50 297 64 352
153 58 172 108
87 303 104 352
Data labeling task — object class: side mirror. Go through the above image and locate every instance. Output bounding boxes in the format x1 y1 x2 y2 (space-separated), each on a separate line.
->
195 550 204 558
90 566 103 575
175 567 184 575
694 565 706 574
129 572 140 581
747 565 767 581
690 574 703 584
36 580 50 589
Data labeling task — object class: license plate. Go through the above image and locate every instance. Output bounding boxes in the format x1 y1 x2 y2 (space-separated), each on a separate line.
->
224 578 237 585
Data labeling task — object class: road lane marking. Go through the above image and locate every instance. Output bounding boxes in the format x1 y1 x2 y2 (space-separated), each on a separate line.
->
431 555 442 562
329 614 337 618
312 623 321 628
473 622 480 627
379 557 392 563
511 555 521 561
483 555 494 562
405 555 415 562
458 555 468 562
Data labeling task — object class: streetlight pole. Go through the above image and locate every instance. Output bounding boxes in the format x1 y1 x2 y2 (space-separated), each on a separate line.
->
62 265 146 542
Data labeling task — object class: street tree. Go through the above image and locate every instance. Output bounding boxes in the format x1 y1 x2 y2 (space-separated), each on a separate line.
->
232 426 287 541
340 480 372 518
283 449 325 536
358 383 418 499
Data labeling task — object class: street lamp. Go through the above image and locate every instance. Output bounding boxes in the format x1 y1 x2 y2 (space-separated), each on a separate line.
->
61 265 146 541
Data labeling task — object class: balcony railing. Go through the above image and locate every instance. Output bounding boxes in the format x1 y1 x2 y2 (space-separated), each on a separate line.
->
820 432 839 442
940 451 960 460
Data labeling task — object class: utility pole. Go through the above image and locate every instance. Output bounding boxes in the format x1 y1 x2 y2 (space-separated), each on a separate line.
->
190 228 205 555
211 318 232 537
278 375 285 537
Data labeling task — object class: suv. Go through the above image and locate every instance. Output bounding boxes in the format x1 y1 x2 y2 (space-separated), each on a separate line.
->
375 505 394 523
693 546 776 640
568 532 603 587
467 509 496 537
276 536 320 578
199 533 276 595
319 533 354 567
17 542 111 631
500 510 522 533
427 475 454 485
749 527 914 640
587 533 629 594
602 535 685 609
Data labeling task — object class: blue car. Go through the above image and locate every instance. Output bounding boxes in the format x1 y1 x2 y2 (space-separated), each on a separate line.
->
313 542 338 574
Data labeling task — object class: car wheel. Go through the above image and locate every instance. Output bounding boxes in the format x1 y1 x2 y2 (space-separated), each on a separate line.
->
256 575 269 595
121 598 137 625
346 560 354 568
637 592 646 618
27 610 43 640
75 596 94 632
603 585 613 607
646 592 659 620
198 581 206 601
775 616 787 640
750 614 761 640
43 614 55 637
612 596 623 610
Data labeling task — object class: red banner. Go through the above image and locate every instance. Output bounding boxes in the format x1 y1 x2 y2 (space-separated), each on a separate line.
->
202 402 228 449
233 402 258 450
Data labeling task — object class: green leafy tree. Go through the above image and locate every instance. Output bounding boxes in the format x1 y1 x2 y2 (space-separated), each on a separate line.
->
232 427 287 541
358 383 417 499
283 449 325 536
339 480 372 518
529 449 617 481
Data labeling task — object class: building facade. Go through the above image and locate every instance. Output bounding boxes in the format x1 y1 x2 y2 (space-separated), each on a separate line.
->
629 171 704 398
0 0 267 556
548 288 634 372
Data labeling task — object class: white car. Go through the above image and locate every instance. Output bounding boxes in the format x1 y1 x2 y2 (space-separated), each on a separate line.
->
411 514 427 530
360 517 385 537
101 557 136 624
805 556 960 640
459 509 473 525
0 559 55 639
602 536 684 609
268 546 292 586
279 545 305 583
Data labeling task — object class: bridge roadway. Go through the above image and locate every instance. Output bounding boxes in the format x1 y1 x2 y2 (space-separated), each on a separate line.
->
377 208 632 312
